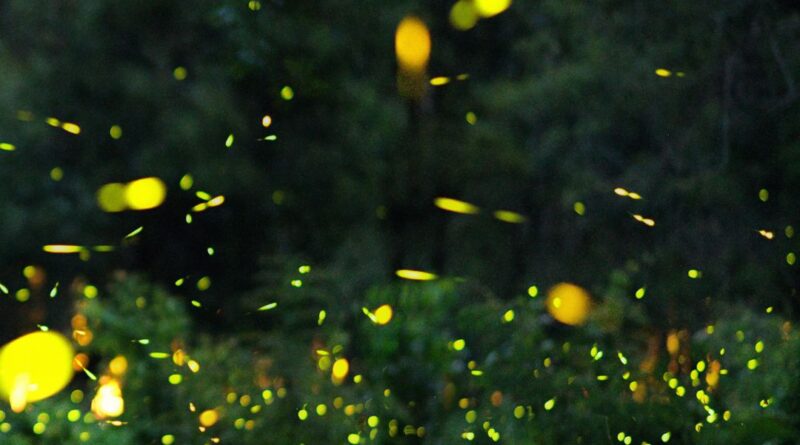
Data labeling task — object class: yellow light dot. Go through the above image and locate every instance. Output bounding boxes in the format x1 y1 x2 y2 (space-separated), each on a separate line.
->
434 197 479 214
573 201 585 215
430 76 451 86
755 341 764 353
661 431 671 442
162 434 175 445
32 422 45 434
168 374 182 385
787 252 796 265
109 356 128 376
688 269 700 279
395 17 431 74
179 174 193 191
635 287 646 299
297 409 308 420
543 398 555 411
395 269 437 281
655 68 672 77
527 286 538 297
347 433 360 445
545 283 591 326
199 409 219 427
97 182 128 212
316 404 327 416
332 358 350 382
0 142 16 151
759 188 769 202
125 177 167 211
747 359 758 370
61 123 81 135
109 125 122 139
70 389 84 403
474 0 512 18
84 285 98 299
15 288 30 302
465 111 477 125
374 304 393 325
67 409 81 422
450 0 479 30
494 210 527 223
281 86 294 100
197 276 211 291
50 167 64 181
513 405 525 418
261 115 272 128
502 309 515 323
368 415 379 427
173 67 187 80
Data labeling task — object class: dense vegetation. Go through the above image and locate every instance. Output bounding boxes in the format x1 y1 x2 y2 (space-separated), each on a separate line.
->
0 0 799 443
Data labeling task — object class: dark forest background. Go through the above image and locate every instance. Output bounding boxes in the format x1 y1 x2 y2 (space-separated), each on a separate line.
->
1 0 800 444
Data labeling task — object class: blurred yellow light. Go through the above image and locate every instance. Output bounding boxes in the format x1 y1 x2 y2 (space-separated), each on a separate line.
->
109 125 123 139
91 379 124 418
655 68 672 77
61 123 81 135
494 210 526 223
396 269 437 281
374 304 393 325
281 86 294 100
97 182 128 212
545 283 591 326
0 142 16 151
173 67 187 80
199 409 219 427
434 197 479 214
0 332 75 412
395 17 431 74
261 115 272 128
332 358 350 382
109 356 128 376
50 167 64 181
43 245 82 254
450 0 479 30
125 177 167 210
474 0 512 17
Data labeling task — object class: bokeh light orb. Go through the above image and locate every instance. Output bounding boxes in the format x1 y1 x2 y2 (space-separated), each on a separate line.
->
0 331 75 412
125 177 167 210
545 282 591 326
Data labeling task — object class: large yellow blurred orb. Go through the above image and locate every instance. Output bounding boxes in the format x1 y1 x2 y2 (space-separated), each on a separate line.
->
125 177 167 210
395 16 431 74
545 283 591 326
0 332 75 412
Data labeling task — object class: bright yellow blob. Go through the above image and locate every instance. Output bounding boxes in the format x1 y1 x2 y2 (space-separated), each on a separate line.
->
0 332 75 412
545 283 591 326
125 177 167 210
199 409 219 427
332 358 350 382
396 269 438 281
450 0 479 30
395 17 431 74
494 210 526 223
434 197 479 215
91 379 124 418
374 304 393 325
108 356 128 376
43 245 83 254
474 0 512 18
96 182 128 212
